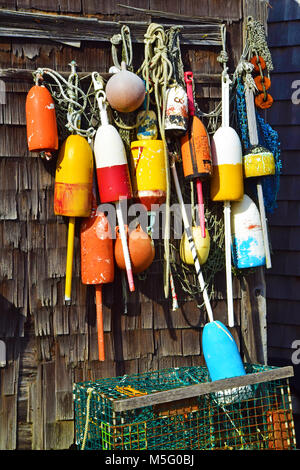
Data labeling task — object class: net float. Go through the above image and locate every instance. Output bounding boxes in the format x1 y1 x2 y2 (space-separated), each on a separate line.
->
231 194 266 269
136 109 158 141
93 72 134 292
54 134 94 303
180 226 210 266
105 61 146 113
130 139 167 211
165 84 189 135
181 71 212 239
254 75 271 92
114 224 155 274
210 73 244 328
80 203 114 361
255 92 274 109
25 84 58 156
202 321 251 404
250 55 266 72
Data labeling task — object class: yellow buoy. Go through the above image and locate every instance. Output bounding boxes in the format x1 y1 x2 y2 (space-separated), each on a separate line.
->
180 226 210 265
130 139 167 211
243 145 275 178
54 135 94 217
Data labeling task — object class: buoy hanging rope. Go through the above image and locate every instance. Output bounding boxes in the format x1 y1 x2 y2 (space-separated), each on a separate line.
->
138 23 173 299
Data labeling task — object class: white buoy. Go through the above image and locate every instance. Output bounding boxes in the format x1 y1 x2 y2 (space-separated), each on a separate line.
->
231 194 266 269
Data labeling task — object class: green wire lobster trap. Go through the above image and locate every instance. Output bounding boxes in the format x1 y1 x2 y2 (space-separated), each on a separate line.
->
74 364 296 450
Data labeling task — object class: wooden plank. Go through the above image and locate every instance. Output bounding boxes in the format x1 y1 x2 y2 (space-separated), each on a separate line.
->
182 329 200 356
240 268 267 364
268 0 300 22
112 366 294 411
268 21 300 47
0 10 223 45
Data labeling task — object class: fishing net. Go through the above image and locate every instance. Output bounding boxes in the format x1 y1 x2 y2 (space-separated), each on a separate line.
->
74 363 296 450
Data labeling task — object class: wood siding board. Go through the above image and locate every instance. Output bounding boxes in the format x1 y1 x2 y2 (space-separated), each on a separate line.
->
270 46 300 73
268 72 300 101
268 324 300 349
268 201 300 226
268 251 300 276
268 21 300 47
268 0 300 22
267 101 300 126
270 226 300 251
267 299 300 325
266 275 300 301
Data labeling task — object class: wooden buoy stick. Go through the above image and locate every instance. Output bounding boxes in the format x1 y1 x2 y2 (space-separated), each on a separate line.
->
222 74 235 327
171 161 214 322
224 201 234 327
65 216 75 303
196 179 206 238
116 200 135 292
95 285 105 361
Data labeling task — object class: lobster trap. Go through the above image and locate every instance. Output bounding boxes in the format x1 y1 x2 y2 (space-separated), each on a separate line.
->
74 364 296 450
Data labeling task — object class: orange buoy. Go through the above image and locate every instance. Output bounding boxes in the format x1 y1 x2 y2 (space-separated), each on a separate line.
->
25 85 58 155
254 75 271 91
255 92 274 109
114 224 155 274
250 55 266 73
81 206 114 361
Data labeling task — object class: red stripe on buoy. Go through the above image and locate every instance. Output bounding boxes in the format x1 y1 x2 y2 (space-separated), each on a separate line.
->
96 164 132 203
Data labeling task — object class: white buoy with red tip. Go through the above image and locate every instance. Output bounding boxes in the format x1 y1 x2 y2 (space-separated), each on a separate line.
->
93 73 134 292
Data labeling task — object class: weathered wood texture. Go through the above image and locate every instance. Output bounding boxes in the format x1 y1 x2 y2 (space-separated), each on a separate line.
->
0 0 272 450
265 0 300 425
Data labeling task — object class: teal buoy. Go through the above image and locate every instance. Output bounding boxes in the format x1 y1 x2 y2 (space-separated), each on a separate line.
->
202 321 246 381
202 321 252 404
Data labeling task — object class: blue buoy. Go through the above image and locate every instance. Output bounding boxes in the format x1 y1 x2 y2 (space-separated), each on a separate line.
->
202 321 246 382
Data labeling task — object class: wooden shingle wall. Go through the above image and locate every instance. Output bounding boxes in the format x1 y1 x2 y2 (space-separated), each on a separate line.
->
0 0 275 449
266 0 300 420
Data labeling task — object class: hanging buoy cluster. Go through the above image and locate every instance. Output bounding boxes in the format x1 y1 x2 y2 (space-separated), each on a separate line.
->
24 20 279 389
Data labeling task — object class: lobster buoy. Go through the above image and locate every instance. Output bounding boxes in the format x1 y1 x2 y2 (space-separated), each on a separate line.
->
181 115 212 182
115 224 155 274
180 226 210 265
105 61 146 113
210 127 244 202
202 321 251 404
165 85 189 136
243 145 275 178
54 135 93 217
81 207 114 361
130 139 166 210
81 208 114 286
231 194 266 269
26 85 58 155
94 115 132 204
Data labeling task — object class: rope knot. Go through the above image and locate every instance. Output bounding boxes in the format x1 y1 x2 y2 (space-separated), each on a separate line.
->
217 50 229 64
